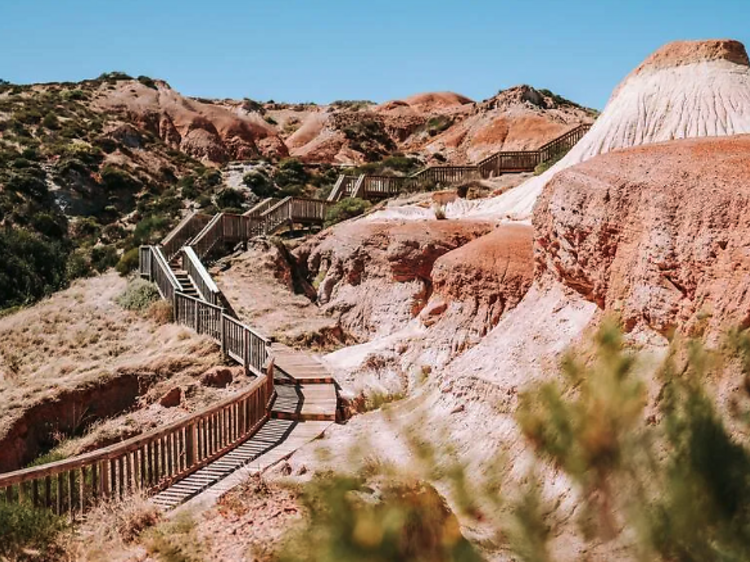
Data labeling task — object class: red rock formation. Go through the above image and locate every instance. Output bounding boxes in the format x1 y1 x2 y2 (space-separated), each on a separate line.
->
534 135 750 338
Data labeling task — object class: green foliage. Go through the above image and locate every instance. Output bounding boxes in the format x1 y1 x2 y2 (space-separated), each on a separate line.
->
90 244 119 273
331 100 375 111
0 228 69 309
142 512 205 562
132 214 171 246
41 111 60 130
534 148 570 176
116 247 141 276
274 158 309 190
264 115 278 125
280 475 482 562
341 118 396 161
0 501 66 560
243 170 275 197
424 116 453 137
324 198 371 227
100 164 141 191
352 155 422 177
116 278 160 312
538 88 583 109
137 75 158 90
215 187 246 210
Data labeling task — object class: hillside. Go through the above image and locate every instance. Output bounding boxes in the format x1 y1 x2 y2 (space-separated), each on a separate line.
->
0 74 592 311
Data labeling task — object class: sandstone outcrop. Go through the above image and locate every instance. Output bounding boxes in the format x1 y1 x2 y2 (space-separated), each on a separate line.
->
296 220 495 339
534 135 750 339
95 80 289 163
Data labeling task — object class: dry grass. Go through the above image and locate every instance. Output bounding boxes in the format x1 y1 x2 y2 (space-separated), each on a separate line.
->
0 273 245 460
58 492 162 561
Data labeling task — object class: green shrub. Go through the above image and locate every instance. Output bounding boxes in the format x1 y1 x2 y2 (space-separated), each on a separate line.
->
90 244 119 273
116 278 160 312
0 501 65 560
534 148 569 175
116 247 140 276
243 171 275 197
264 115 278 125
67 248 92 280
0 228 69 310
42 111 59 130
132 215 171 246
274 158 309 189
324 198 371 227
137 75 158 90
100 165 141 191
215 188 246 210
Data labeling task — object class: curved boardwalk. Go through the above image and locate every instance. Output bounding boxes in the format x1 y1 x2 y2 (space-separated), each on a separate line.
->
0 200 338 515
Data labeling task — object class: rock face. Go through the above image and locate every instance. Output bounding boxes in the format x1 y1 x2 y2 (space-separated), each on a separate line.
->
416 39 750 222
296 220 495 339
94 80 288 163
279 86 593 165
427 224 534 331
534 135 750 338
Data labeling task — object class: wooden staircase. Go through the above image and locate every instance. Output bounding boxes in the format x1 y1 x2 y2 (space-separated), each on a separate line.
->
328 122 592 202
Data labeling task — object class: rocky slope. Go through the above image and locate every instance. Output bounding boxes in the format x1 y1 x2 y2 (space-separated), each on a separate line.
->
534 134 750 340
280 86 595 165
372 39 750 223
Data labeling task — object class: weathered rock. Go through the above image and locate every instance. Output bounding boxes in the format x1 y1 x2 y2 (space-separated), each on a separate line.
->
534 135 750 338
159 387 182 408
296 220 494 339
200 366 234 388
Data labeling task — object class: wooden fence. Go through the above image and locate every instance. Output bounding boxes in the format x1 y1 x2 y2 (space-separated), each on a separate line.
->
161 212 212 261
0 372 274 517
330 123 593 201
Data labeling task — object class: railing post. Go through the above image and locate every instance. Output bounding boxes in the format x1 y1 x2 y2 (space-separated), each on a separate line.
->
220 315 226 356
243 329 250 376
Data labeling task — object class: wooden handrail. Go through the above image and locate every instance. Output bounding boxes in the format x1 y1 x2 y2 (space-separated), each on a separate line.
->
0 371 274 514
181 247 220 305
161 212 212 261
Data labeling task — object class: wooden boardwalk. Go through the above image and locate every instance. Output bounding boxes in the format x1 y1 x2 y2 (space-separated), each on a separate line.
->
152 345 338 511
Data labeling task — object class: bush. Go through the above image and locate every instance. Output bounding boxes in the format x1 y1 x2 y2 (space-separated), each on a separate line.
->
0 228 69 310
243 171 275 198
0 501 65 560
137 75 158 90
264 115 278 125
116 248 140 276
90 244 118 273
534 148 570 175
324 198 371 227
66 249 92 280
215 188 246 210
274 158 309 189
42 111 59 130
116 278 160 312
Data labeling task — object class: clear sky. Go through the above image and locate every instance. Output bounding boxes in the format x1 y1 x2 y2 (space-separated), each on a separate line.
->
1 0 748 110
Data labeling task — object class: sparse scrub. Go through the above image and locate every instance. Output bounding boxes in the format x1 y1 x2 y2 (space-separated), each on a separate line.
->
0 501 66 560
116 247 140 276
533 147 570 175
143 512 206 562
116 278 160 312
324 198 371 227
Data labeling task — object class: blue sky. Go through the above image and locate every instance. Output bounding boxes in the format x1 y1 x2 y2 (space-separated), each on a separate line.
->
1 0 748 110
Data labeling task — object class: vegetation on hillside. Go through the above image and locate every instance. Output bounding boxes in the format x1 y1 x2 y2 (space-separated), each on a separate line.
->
325 198 371 227
0 77 235 309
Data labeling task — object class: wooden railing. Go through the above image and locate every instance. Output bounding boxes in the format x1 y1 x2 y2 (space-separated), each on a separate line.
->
190 213 225 260
244 198 279 218
332 123 593 200
0 371 274 517
260 197 293 234
328 175 359 202
148 246 181 302
291 197 330 223
161 212 212 261
477 123 591 178
181 247 220 305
